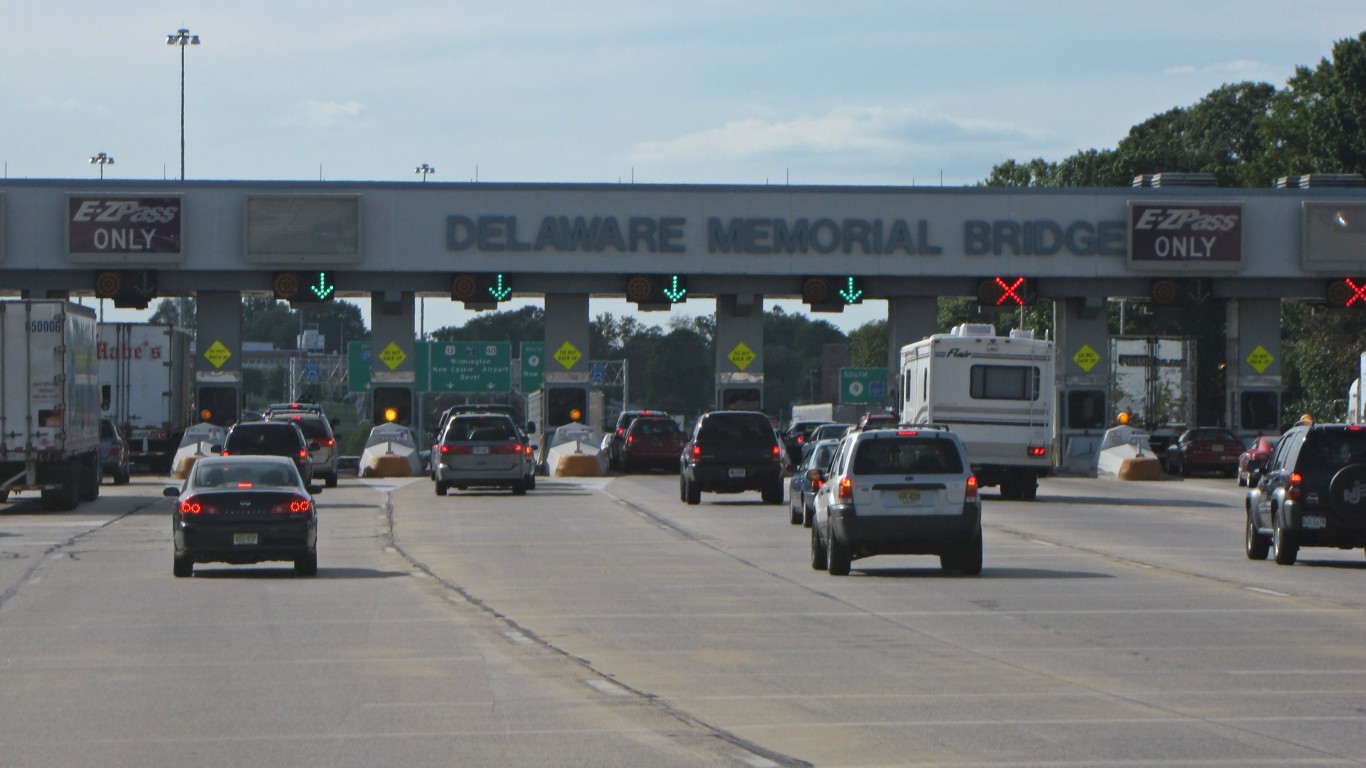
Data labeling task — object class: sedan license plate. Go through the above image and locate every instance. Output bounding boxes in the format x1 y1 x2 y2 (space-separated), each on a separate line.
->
897 490 922 505
233 532 259 546
1302 515 1327 530
1210 444 1224 451
728 467 746 478
473 446 490 455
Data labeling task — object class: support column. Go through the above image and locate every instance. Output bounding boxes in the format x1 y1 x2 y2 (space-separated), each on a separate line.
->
714 294 764 411
370 291 416 427
886 296 938 381
542 293 593 431
1054 297 1112 475
193 291 244 426
1226 298 1282 436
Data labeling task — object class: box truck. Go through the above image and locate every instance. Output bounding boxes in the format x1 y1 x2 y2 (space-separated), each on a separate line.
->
899 324 1055 500
97 322 194 472
0 301 103 509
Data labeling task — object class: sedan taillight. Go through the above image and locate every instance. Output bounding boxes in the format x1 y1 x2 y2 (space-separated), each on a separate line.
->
271 496 312 515
179 496 221 516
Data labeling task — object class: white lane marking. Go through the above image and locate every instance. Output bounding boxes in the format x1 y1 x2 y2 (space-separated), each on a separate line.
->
1246 586 1290 597
503 631 533 646
585 679 630 696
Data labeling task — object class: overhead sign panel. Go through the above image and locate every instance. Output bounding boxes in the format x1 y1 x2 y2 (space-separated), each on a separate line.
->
245 195 360 264
66 195 183 264
429 342 512 393
839 368 888 405
1127 203 1242 273
1302 203 1366 272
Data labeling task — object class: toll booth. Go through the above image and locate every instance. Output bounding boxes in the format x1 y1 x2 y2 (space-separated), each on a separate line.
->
717 372 763 411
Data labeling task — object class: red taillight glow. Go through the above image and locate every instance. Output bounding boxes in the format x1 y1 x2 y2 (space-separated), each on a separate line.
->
298 449 309 460
896 430 919 436
179 496 221 516
491 444 522 455
838 477 853 501
322 438 335 447
966 475 979 501
691 445 702 460
617 428 625 436
272 497 312 515
771 445 781 461
236 482 253 489
1287 472 1303 501
441 445 472 455
1028 446 1047 458
627 435 634 445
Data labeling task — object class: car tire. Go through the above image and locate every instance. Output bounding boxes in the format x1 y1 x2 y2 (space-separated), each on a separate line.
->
762 479 783 505
1272 512 1298 565
325 473 338 488
1245 509 1270 560
527 474 536 491
294 552 318 576
1020 478 1038 501
114 465 131 485
434 480 448 496
685 475 701 505
789 498 803 525
810 523 827 570
826 523 851 576
512 480 527 496
956 530 983 576
173 555 193 578
803 503 814 528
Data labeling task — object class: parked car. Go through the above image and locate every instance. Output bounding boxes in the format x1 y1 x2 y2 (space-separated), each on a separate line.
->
433 413 530 496
99 418 131 485
1165 427 1242 477
789 438 840 527
216 421 315 486
166 455 320 577
267 410 340 487
1237 435 1279 487
810 424 981 575
679 411 785 505
606 410 669 470
780 420 832 469
618 416 686 473
1246 421 1366 565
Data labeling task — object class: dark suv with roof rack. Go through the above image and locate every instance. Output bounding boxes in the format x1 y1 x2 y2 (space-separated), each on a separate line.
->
1245 421 1366 565
679 410 784 505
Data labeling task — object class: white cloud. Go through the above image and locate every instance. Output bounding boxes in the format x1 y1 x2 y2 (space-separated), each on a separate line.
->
274 100 368 130
1165 59 1270 77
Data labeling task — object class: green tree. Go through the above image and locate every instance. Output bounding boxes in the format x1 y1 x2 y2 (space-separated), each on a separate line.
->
848 320 888 367
148 297 196 329
433 305 545 344
643 328 713 419
1258 32 1366 181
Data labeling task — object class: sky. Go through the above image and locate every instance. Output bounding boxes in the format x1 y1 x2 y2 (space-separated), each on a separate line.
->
4 1 1364 335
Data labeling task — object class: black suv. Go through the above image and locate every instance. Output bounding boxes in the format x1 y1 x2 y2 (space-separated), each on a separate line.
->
679 410 784 505
216 421 316 486
1245 421 1366 565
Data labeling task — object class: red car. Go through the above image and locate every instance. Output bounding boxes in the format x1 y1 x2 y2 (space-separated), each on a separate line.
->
1164 427 1243 478
618 416 686 473
1237 435 1278 486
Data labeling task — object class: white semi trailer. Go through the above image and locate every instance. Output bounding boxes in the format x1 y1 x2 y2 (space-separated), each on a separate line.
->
0 301 103 509
98 322 194 472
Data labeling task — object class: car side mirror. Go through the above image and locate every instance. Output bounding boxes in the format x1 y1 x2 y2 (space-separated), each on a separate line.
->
526 421 537 435
210 444 223 454
163 486 180 497
307 484 323 495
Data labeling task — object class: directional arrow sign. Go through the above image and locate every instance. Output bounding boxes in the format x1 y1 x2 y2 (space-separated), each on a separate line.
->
662 275 687 303
487 274 512 301
308 271 336 300
838 276 864 304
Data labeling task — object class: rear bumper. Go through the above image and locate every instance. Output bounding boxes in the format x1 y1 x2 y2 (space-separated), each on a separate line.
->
687 462 782 492
175 519 317 564
830 503 981 556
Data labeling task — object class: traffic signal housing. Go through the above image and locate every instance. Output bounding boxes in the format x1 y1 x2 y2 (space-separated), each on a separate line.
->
801 276 864 312
1327 278 1366 308
372 386 413 426
94 269 158 309
450 273 513 310
625 274 688 310
1150 278 1212 308
274 271 337 306
195 385 240 427
976 276 1036 307
545 387 588 429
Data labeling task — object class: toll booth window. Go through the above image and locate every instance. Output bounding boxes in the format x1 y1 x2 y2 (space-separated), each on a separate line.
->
546 388 587 427
1240 391 1280 432
197 386 239 426
721 388 761 410
970 365 1041 401
1066 390 1107 430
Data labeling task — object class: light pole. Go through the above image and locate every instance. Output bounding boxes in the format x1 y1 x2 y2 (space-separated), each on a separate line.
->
89 152 114 179
166 27 201 180
416 163 435 181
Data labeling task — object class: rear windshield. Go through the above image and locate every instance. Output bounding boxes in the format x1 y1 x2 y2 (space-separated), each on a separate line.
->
445 416 517 442
852 437 964 475
194 461 300 489
1298 429 1366 473
631 418 679 436
269 415 329 440
225 425 302 454
698 416 775 445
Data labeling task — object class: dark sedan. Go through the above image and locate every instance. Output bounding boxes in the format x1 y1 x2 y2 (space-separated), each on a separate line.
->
1165 427 1243 478
788 438 840 527
1237 435 1279 486
167 456 320 577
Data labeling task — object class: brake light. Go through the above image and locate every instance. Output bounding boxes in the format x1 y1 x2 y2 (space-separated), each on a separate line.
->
441 445 472 455
179 496 221 516
322 439 335 448
272 496 312 515
796 436 805 445
109 445 123 456
691 445 701 460
617 428 625 436
966 475 979 501
896 430 919 436
491 444 522 454
524 444 534 456
627 435 634 445
299 449 309 460
771 445 781 461
236 482 253 489
1027 446 1047 458
220 450 231 456
1287 472 1303 502
838 477 853 501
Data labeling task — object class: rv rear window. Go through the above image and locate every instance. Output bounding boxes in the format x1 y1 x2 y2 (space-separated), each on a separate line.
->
970 365 1040 401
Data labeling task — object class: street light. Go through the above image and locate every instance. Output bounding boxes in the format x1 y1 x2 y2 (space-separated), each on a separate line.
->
416 163 435 181
165 27 201 180
89 152 114 179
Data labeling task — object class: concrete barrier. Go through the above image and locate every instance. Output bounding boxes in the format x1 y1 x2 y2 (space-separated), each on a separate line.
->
548 440 606 477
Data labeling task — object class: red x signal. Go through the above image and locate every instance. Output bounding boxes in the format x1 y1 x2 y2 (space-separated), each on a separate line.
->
977 277 1034 307
1347 278 1366 307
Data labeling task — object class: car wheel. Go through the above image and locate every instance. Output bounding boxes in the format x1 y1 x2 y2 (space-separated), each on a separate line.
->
956 530 983 576
512 480 527 496
1272 512 1298 565
685 476 701 505
1020 478 1038 501
803 503 814 528
114 464 131 485
326 473 338 488
294 552 318 576
810 523 827 570
826 523 851 576
679 474 686 501
434 480 448 496
1245 509 1270 560
173 555 193 578
527 474 536 491
789 497 803 525
762 479 783 505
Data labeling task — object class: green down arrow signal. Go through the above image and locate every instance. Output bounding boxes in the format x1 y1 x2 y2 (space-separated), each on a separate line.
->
662 275 687 303
488 274 512 301
838 276 863 304
309 272 336 300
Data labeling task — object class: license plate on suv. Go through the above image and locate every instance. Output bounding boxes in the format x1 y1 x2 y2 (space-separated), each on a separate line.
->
233 532 259 545
728 467 746 478
896 490 923 505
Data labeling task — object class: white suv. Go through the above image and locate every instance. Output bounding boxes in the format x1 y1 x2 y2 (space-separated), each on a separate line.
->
809 425 982 576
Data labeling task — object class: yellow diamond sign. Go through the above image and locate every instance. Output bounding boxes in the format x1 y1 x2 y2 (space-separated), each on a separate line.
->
1246 345 1274 374
1072 344 1100 373
378 342 407 371
553 342 582 370
728 342 756 371
203 341 231 369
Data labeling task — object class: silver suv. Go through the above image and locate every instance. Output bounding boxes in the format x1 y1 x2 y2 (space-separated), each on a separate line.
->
267 412 340 487
809 425 982 576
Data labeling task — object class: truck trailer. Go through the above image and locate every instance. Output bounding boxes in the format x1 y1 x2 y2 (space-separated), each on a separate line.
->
0 301 103 509
97 322 194 473
899 324 1055 500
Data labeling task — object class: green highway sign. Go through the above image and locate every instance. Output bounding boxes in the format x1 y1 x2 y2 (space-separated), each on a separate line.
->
520 341 544 393
428 341 511 393
839 367 889 405
348 341 430 393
